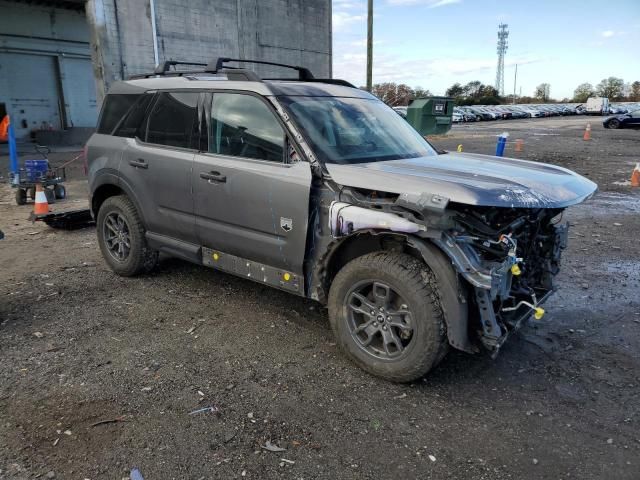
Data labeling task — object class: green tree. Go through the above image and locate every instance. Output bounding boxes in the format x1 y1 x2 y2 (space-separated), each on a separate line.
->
596 77 624 100
629 81 640 101
573 83 594 103
446 83 464 98
412 87 432 99
463 81 483 98
534 83 551 101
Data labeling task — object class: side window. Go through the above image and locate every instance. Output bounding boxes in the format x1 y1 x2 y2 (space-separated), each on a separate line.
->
146 92 198 149
97 94 140 134
210 93 284 162
113 93 154 138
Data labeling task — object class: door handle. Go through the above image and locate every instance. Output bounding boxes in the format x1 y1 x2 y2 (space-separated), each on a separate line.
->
129 158 148 169
200 171 227 183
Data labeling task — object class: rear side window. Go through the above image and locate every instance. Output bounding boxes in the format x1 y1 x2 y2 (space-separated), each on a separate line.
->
209 93 284 162
114 94 154 138
97 94 140 134
146 92 198 149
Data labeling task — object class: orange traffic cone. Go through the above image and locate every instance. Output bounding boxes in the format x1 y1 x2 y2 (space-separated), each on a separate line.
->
33 183 49 215
631 163 640 187
515 139 524 152
583 123 591 141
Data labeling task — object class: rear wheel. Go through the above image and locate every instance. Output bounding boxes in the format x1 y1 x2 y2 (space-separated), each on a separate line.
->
53 184 66 199
44 188 55 204
15 188 27 206
328 252 446 382
96 195 158 276
608 119 621 129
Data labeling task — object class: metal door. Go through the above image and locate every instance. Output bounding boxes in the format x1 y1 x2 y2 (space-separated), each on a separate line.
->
0 53 60 138
61 57 98 127
119 92 198 244
192 92 311 274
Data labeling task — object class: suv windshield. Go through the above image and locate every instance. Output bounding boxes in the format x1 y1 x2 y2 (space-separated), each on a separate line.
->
279 96 437 164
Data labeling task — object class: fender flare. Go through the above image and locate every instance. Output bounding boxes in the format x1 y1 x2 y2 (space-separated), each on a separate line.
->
407 237 478 354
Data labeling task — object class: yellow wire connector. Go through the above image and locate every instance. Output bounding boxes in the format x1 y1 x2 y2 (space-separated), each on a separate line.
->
534 307 545 320
212 252 219 261
283 272 291 281
510 264 521 276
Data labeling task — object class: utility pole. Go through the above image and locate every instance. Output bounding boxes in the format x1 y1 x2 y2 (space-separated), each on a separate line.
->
513 64 517 104
366 0 373 92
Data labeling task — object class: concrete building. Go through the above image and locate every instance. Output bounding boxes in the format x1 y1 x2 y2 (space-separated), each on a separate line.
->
0 0 332 141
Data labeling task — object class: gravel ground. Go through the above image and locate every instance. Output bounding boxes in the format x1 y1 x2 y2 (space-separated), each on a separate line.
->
1 117 639 479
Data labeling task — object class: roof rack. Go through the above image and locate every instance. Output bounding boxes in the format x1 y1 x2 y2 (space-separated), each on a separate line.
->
154 60 207 74
128 57 355 88
205 57 314 80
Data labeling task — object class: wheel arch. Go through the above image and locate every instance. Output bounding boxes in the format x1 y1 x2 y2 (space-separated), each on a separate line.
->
91 176 147 228
321 231 476 354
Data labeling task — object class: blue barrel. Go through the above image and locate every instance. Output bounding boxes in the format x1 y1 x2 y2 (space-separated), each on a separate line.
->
495 135 508 157
24 159 49 182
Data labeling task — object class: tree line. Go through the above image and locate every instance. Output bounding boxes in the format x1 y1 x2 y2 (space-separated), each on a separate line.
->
368 77 640 107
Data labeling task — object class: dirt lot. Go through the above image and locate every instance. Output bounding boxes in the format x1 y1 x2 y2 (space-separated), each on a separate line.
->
1 117 639 479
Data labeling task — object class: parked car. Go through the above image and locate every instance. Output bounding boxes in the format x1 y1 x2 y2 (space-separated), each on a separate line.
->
459 107 484 122
87 57 597 382
393 106 408 118
603 110 640 129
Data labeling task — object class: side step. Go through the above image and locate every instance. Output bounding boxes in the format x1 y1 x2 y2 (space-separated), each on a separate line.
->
31 209 95 230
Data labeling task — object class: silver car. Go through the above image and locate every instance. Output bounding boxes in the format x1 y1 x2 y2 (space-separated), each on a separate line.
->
87 58 597 382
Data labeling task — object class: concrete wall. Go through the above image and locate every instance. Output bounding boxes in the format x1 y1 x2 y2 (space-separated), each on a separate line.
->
86 0 332 103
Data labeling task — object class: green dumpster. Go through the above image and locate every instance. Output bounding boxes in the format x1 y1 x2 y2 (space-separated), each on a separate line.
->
405 96 454 136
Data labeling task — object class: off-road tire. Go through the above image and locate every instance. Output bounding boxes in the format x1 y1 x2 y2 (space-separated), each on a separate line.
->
328 252 446 383
96 195 158 277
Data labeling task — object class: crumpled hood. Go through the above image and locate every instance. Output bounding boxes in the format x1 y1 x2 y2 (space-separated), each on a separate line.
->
325 152 597 208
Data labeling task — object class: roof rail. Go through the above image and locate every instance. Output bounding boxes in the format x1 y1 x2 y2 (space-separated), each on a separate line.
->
153 60 207 74
206 57 315 80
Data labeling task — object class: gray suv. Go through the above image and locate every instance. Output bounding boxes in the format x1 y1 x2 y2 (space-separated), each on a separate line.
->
87 58 597 382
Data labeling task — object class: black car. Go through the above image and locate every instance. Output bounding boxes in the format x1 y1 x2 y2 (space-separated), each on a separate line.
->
603 110 640 129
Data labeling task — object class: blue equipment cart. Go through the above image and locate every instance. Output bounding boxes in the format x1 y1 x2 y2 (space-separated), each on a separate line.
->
7 123 67 205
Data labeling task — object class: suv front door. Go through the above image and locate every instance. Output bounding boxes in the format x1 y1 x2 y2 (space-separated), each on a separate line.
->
192 92 311 277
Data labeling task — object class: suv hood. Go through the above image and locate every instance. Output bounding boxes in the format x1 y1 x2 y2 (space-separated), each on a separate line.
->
325 152 597 208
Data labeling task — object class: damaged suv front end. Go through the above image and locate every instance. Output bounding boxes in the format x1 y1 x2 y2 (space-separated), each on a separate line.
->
277 89 597 358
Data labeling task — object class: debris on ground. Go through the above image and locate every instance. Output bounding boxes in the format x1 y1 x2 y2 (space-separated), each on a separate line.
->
130 468 144 480
261 440 286 452
90 416 127 427
188 406 219 415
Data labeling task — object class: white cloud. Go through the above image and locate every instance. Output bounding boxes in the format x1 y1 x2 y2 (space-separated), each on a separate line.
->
600 30 627 38
387 0 461 7
333 50 544 91
333 11 366 31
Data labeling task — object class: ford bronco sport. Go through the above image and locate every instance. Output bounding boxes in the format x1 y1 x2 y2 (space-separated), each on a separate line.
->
86 58 597 382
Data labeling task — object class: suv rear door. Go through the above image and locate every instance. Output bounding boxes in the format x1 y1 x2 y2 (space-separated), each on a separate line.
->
192 92 311 276
118 91 199 244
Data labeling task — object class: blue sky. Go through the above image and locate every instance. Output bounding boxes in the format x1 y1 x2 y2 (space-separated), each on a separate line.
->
332 0 640 99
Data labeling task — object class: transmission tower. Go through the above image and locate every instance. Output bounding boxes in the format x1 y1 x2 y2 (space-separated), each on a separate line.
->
495 23 509 95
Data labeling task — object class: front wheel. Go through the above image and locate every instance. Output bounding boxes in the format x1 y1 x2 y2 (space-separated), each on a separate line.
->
96 195 158 276
608 119 620 129
328 252 446 382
